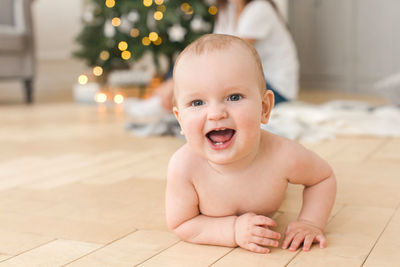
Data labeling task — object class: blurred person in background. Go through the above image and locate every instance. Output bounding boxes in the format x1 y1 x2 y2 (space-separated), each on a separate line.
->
125 0 298 127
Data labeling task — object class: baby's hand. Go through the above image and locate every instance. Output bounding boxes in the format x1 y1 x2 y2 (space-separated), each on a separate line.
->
282 220 327 252
234 212 281 253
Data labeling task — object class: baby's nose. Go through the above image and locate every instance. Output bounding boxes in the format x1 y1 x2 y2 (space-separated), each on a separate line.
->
207 104 228 121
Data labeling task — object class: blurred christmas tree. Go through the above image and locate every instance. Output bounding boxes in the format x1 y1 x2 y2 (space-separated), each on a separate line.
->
74 0 217 80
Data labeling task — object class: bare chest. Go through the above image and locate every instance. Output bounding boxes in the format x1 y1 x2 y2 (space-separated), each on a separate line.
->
194 171 288 217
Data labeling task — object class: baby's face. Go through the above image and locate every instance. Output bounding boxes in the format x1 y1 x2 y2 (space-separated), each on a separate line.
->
173 45 272 165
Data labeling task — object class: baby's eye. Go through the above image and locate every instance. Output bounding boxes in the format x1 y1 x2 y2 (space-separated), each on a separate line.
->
191 99 204 107
228 94 242 101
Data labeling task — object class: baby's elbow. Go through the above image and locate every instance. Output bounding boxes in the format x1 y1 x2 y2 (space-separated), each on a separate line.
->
166 217 179 234
168 223 194 242
322 170 337 199
167 218 198 243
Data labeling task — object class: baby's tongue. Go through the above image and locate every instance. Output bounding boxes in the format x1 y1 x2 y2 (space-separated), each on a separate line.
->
207 129 234 143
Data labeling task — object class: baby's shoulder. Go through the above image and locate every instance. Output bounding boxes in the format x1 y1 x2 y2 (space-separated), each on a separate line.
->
167 144 204 181
262 131 310 160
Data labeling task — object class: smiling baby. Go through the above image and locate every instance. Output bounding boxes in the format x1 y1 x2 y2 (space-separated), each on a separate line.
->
165 34 336 253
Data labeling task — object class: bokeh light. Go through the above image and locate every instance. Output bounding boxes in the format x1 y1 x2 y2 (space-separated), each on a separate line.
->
78 74 88 85
93 66 103 76
154 11 163 20
105 0 115 8
100 50 110 61
153 37 162 46
149 32 159 41
130 28 140 37
181 3 193 14
118 41 128 51
142 37 151 46
111 17 121 26
143 0 152 7
121 50 131 60
95 92 107 103
208 6 218 15
114 94 124 104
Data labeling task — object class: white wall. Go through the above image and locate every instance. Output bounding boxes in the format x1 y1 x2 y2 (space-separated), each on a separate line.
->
32 0 83 60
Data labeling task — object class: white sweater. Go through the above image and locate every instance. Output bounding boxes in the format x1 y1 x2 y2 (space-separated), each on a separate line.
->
213 0 299 100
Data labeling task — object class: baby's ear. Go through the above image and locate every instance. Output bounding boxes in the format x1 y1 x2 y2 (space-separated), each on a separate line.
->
173 106 181 124
261 90 275 124
173 106 185 135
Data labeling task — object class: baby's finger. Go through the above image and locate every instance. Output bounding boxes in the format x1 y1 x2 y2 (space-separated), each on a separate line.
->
289 233 305 251
281 231 296 249
251 236 279 248
252 226 281 240
302 234 315 251
252 215 277 227
316 234 327 248
246 242 270 254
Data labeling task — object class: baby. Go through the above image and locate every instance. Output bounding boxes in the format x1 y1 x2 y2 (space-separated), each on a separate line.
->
165 34 336 254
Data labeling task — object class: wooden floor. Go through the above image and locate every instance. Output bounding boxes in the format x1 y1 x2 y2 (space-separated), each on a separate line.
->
0 101 399 266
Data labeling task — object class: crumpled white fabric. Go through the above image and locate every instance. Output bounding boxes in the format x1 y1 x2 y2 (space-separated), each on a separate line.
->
262 100 400 143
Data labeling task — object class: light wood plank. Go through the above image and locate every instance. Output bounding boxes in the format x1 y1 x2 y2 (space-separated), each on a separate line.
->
35 178 168 231
138 241 232 267
327 137 386 163
305 139 352 161
0 230 52 256
22 151 129 189
81 151 172 184
363 206 400 266
0 154 84 191
0 157 43 176
369 138 400 162
0 239 101 266
333 162 400 209
287 206 394 266
0 211 137 245
0 254 12 262
67 230 179 266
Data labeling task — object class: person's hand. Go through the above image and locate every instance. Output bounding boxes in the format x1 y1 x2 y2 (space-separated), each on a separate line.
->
282 220 326 252
234 212 281 253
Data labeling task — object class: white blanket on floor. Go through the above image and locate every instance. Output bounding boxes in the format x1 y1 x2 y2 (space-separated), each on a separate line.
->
262 101 400 143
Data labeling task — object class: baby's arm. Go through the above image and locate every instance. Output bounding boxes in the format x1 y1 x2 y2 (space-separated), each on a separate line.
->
165 150 280 253
281 141 336 251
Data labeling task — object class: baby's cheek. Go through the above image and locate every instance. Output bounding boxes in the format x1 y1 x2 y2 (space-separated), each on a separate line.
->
241 110 262 129
181 117 203 141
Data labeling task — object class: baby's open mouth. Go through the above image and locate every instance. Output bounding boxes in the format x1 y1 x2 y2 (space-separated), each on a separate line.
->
206 128 235 145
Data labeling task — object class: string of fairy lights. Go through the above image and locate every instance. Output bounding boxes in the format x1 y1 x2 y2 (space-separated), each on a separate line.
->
77 0 218 104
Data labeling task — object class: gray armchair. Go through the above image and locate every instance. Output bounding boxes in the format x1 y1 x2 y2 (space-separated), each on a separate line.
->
0 0 35 103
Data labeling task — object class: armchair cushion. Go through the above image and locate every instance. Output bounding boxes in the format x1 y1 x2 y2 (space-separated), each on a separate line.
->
0 32 26 51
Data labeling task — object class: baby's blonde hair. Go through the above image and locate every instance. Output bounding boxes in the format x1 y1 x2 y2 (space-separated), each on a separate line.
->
173 34 267 104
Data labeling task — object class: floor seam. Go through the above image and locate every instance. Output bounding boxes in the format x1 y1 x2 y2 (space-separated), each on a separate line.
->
62 228 139 266
0 238 57 263
362 138 391 162
208 247 236 266
360 202 400 266
133 239 182 266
